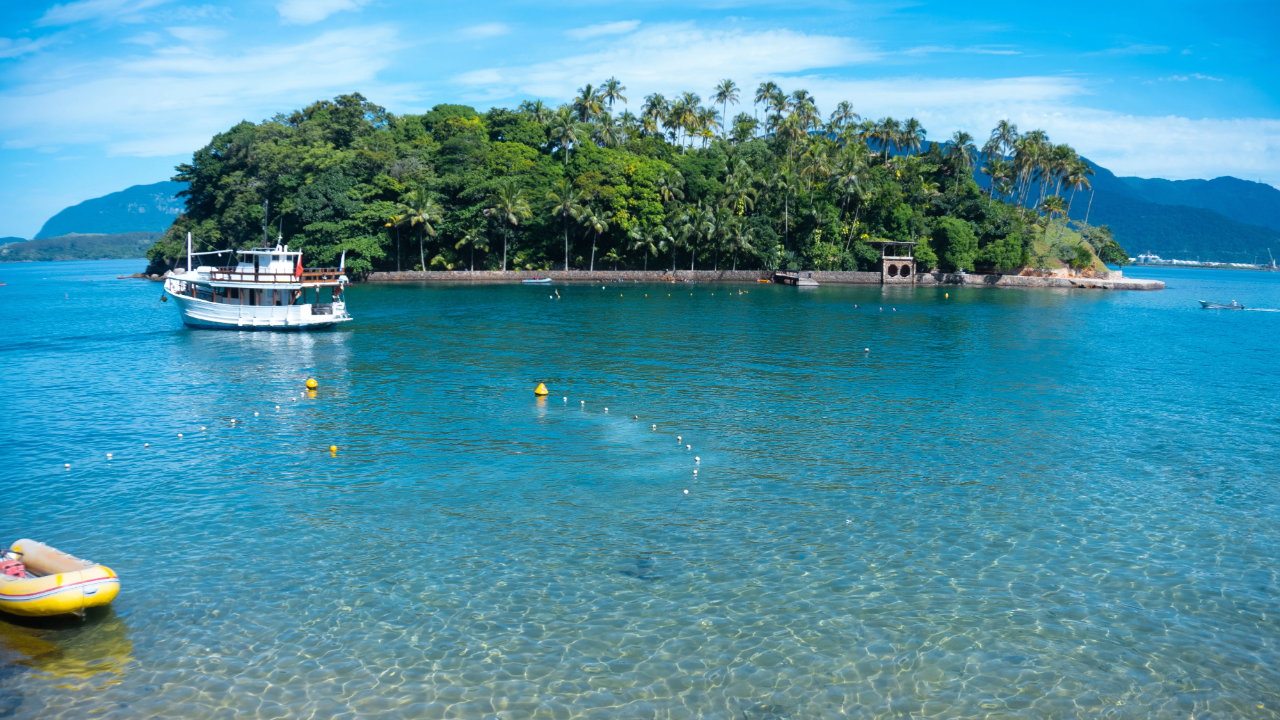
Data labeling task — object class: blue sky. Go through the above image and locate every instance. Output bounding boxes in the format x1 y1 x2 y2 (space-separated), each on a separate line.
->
2 0 1277 238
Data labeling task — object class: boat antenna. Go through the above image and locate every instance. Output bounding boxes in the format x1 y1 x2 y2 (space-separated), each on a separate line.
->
186 231 192 272
278 215 284 244
262 198 269 248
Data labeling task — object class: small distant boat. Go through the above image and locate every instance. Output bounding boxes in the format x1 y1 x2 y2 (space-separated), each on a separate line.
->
1200 300 1245 310
0 540 119 617
522 277 553 285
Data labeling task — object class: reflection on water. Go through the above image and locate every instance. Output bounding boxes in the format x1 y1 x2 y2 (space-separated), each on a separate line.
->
1 260 1278 718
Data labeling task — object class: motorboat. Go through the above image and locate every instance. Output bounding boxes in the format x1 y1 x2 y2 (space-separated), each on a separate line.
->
0 540 119 617
164 232 352 330
1199 300 1245 310
522 277 553 285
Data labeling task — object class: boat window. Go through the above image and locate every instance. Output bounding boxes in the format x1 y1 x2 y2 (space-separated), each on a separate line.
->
273 255 280 262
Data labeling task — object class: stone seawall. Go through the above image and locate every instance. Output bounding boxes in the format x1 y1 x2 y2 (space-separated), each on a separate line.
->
364 269 1163 290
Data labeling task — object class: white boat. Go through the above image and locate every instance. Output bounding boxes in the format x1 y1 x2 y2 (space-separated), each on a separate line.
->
522 277 553 284
164 233 352 330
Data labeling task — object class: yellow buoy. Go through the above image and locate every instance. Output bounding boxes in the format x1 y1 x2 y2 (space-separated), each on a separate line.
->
534 383 549 396
945 293 949 298
330 445 337 455
306 378 317 389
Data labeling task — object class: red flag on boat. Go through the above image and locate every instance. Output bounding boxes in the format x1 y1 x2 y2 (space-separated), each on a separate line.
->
294 252 303 279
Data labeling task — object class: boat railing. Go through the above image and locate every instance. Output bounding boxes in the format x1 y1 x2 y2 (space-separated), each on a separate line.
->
207 267 345 284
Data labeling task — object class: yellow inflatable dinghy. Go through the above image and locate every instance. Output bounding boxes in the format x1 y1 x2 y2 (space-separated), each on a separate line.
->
0 540 119 617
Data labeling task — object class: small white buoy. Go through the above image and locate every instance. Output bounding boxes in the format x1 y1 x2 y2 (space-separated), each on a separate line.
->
686 444 691 450
864 348 869 353
254 412 259 417
633 415 638 420
652 424 656 430
604 408 608 412
64 463 70 469
581 400 585 406
144 443 149 448
684 489 689 494
178 433 183 438
201 426 206 431
276 405 280 410
563 397 567 402
677 435 682 442
107 453 113 459
693 469 698 475
292 398 296 402
695 456 700 464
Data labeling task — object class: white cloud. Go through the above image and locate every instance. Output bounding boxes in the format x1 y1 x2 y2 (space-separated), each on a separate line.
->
0 36 59 59
458 23 510 40
276 0 368 25
1096 43 1168 55
165 26 226 44
565 21 641 40
38 0 173 26
903 45 1020 56
456 23 877 102
0 25 410 157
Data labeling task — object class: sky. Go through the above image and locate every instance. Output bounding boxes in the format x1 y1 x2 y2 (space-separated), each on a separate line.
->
1 0 1278 239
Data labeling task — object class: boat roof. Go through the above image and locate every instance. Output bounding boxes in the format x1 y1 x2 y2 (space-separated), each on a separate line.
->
236 246 299 257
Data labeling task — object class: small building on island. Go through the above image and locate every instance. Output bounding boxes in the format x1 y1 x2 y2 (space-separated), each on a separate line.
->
868 240 917 284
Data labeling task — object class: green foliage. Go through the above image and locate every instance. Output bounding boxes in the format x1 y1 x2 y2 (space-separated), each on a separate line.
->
147 87 1133 275
932 217 978 272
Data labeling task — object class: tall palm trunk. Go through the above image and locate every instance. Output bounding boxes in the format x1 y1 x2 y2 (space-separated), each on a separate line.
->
1084 189 1095 226
563 216 570 271
502 230 508 272
590 231 598 271
419 230 426 272
396 228 401 272
470 247 474 272
690 237 697 271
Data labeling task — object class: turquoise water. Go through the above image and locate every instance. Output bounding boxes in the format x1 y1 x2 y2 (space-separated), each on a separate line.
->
1 260 1278 719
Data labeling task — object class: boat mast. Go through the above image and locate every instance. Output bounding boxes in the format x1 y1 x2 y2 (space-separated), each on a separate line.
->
262 199 269 248
186 231 192 272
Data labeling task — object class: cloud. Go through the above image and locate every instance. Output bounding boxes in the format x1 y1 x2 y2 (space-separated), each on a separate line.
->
38 0 172 26
565 21 641 40
1150 73 1224 83
165 26 226 44
903 45 1020 56
276 0 368 25
0 36 59 59
458 23 510 40
456 23 877 102
0 25 410 156
1096 43 1168 55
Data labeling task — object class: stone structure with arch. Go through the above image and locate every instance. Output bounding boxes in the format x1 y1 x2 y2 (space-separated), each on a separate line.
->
869 240 917 284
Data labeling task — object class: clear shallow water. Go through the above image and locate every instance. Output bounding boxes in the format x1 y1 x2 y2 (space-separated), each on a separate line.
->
1 260 1278 719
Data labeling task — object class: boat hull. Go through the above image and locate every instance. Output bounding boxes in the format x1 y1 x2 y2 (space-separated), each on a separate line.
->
0 540 119 617
167 289 352 329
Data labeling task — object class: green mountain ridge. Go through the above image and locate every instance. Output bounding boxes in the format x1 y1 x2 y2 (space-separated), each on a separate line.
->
35 181 186 239
0 232 161 262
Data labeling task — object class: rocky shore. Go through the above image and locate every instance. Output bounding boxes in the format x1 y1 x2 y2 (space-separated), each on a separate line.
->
365 269 1164 290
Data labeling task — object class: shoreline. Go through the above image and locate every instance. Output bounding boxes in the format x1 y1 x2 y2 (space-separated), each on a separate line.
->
364 269 1166 291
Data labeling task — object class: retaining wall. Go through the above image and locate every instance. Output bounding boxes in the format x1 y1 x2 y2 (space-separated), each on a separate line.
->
363 269 1163 290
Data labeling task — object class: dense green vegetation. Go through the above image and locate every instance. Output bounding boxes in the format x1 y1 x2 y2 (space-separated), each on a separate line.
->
146 83 1126 276
37 182 184 239
1 232 161 262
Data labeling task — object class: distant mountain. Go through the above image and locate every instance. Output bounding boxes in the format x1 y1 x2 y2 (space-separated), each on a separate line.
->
998 160 1280 264
1118 176 1280 232
0 232 161 262
35 181 186 239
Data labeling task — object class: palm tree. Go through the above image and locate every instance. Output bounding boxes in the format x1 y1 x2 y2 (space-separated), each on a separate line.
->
601 247 622 270
519 99 551 124
696 106 721 146
731 112 759 143
593 112 622 148
601 77 627 112
981 156 1014 200
769 167 798 249
628 226 671 271
900 118 925 156
486 182 532 272
754 81 780 130
386 212 406 272
580 207 613 271
1041 194 1066 243
546 178 585 270
1064 158 1094 216
402 188 443 272
548 106 581 166
984 119 1018 160
944 131 977 174
711 79 739 138
573 84 603 122
828 100 859 132
798 141 832 205
641 93 668 132
723 216 755 270
454 227 489 272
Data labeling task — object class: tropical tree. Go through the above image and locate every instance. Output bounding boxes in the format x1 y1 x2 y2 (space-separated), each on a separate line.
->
711 79 740 138
402 188 443 272
754 81 780 126
984 119 1018 160
944 131 978 175
486 182 532 272
546 178 586 270
573 84 604 122
454 227 489 272
601 77 627 112
580 207 613 271
601 247 623 270
828 100 859 132
386 212 406 272
629 225 671 271
519 99 551 124
900 118 926 156
549 106 582 166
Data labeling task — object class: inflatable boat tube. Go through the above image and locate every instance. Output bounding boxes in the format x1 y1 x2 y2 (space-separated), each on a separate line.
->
0 540 120 617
